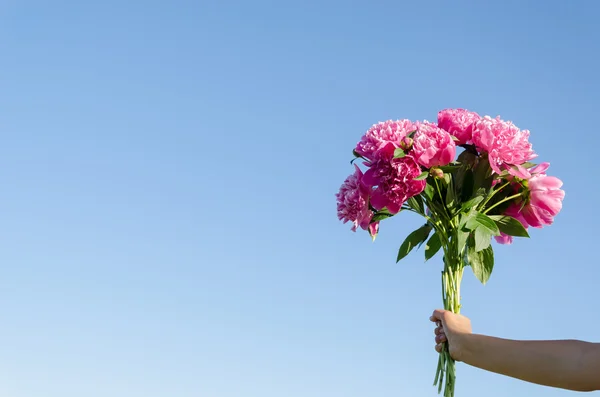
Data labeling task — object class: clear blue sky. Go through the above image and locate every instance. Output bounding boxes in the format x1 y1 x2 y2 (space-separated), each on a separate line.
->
1 1 598 396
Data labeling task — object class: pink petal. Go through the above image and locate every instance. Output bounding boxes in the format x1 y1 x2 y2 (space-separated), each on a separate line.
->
369 222 379 237
362 167 379 187
507 163 531 179
488 156 503 175
531 190 564 215
534 176 563 190
494 233 513 245
358 208 373 230
387 201 401 215
530 162 550 175
521 206 544 228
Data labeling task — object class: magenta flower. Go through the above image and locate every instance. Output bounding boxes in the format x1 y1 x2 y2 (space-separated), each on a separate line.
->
363 155 426 214
412 122 456 168
336 165 374 232
472 116 537 179
355 119 417 161
520 163 565 228
437 108 480 145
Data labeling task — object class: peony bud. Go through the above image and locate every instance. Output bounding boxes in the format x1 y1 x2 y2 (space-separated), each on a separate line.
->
369 222 379 241
400 136 413 151
430 167 444 179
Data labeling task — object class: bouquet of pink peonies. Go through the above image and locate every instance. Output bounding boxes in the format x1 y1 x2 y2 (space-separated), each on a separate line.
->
336 109 565 397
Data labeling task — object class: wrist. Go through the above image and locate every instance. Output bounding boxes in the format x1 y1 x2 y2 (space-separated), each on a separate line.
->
452 332 474 362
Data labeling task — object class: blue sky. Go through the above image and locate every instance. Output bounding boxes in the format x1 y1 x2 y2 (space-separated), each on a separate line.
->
1 1 598 396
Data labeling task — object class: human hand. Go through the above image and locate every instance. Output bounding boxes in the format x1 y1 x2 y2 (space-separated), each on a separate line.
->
430 309 472 361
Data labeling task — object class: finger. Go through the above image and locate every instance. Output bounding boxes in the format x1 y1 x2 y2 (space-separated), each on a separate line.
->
434 326 443 335
431 309 446 322
436 333 447 343
435 343 443 353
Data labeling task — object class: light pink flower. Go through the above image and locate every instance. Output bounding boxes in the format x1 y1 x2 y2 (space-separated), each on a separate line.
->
363 155 426 214
336 165 374 232
472 116 537 179
355 120 417 161
495 162 565 239
412 122 456 168
520 163 565 228
437 108 480 145
494 204 529 245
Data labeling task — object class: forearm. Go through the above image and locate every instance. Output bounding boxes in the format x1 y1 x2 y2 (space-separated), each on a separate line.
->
460 334 600 391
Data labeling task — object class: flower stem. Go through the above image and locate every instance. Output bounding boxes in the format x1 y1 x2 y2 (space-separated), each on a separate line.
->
478 180 511 211
434 234 463 397
483 192 524 214
434 179 451 220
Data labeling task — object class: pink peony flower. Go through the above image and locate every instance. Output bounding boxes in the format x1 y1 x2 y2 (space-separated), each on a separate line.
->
494 204 529 245
355 120 417 161
336 165 374 232
495 162 565 240
472 116 537 179
437 108 480 145
412 122 456 168
520 163 565 228
363 155 426 214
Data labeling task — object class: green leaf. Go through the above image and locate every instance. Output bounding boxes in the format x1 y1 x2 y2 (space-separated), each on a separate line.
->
461 195 484 211
396 224 432 262
350 149 363 164
459 168 475 203
425 232 442 261
467 245 494 284
407 129 417 139
474 227 492 252
459 210 476 231
465 212 501 236
371 209 394 222
407 195 424 214
489 215 530 238
439 164 462 173
457 230 469 254
393 148 406 159
414 171 429 181
457 149 478 166
423 184 435 201
473 156 493 191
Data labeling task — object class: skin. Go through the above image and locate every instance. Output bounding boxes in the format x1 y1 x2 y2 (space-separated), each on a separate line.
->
430 309 600 392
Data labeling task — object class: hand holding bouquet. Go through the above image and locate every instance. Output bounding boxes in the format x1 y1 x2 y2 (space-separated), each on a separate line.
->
336 109 565 396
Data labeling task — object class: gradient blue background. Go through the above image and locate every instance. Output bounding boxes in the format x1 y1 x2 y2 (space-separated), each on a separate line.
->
1 1 598 396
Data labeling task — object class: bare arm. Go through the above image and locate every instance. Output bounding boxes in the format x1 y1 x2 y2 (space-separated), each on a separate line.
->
431 310 600 392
